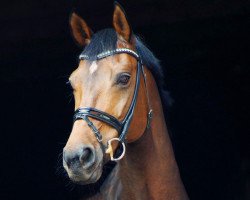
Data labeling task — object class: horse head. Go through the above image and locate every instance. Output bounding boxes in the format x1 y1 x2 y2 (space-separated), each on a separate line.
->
63 2 149 185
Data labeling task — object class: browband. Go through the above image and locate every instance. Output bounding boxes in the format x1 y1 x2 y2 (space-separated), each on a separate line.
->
79 48 140 61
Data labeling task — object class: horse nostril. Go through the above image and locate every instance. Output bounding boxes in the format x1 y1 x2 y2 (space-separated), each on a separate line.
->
63 146 95 169
63 150 81 169
80 147 95 168
80 148 91 161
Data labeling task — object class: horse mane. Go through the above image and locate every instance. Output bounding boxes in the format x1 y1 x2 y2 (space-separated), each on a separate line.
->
80 28 172 117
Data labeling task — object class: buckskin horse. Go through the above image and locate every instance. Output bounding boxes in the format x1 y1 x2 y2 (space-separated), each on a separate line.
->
63 2 189 199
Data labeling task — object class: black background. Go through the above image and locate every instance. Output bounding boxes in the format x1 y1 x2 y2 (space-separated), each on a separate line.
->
0 0 249 199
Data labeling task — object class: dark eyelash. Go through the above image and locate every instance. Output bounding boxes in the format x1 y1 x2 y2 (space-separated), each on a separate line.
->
116 73 131 85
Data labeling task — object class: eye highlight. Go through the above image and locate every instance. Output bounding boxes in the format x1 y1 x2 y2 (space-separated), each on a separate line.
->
116 73 131 86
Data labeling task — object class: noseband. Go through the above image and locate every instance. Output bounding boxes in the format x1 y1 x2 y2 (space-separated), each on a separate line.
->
73 48 152 161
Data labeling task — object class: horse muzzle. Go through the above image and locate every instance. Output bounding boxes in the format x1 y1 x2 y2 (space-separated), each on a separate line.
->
63 145 103 184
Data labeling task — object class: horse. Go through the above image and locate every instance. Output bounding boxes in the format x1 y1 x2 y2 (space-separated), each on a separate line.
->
63 2 189 199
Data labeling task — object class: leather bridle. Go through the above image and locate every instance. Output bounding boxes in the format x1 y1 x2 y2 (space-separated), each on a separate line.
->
73 48 153 161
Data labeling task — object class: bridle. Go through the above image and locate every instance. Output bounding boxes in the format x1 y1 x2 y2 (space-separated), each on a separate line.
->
73 48 153 161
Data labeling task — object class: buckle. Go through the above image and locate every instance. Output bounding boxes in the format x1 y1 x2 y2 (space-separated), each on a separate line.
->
146 109 153 129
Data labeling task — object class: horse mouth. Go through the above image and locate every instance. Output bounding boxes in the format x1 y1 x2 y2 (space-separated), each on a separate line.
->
67 161 103 185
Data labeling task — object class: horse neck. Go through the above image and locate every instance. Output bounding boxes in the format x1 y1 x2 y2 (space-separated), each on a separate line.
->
117 69 188 199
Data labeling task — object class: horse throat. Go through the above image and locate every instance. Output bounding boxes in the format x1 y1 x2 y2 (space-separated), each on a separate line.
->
119 122 188 199
100 69 189 200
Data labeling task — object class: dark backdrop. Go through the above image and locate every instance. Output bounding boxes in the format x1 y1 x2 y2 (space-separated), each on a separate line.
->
0 0 249 199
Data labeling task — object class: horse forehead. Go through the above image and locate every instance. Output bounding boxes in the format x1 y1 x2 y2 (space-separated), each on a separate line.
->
89 61 98 74
74 54 135 79
97 54 135 70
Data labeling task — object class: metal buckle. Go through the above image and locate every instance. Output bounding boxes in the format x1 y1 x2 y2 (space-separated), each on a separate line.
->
146 109 153 129
96 134 103 143
105 138 126 162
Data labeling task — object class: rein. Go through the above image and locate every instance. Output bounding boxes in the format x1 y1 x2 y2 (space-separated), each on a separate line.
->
73 48 152 161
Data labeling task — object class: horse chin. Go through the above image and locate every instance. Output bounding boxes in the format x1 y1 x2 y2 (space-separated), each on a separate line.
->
83 171 102 185
67 161 103 185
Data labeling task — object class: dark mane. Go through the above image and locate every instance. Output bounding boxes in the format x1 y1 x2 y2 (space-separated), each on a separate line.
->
81 29 118 60
80 28 172 115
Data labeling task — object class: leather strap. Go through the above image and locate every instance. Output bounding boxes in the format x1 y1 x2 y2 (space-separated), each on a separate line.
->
74 107 122 132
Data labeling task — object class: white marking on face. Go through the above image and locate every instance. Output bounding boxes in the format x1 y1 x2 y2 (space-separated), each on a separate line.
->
89 61 98 74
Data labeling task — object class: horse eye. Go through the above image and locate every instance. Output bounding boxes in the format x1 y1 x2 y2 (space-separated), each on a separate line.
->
117 74 131 85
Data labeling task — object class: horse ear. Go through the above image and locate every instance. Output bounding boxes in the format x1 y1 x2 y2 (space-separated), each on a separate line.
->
113 2 131 42
69 12 93 47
